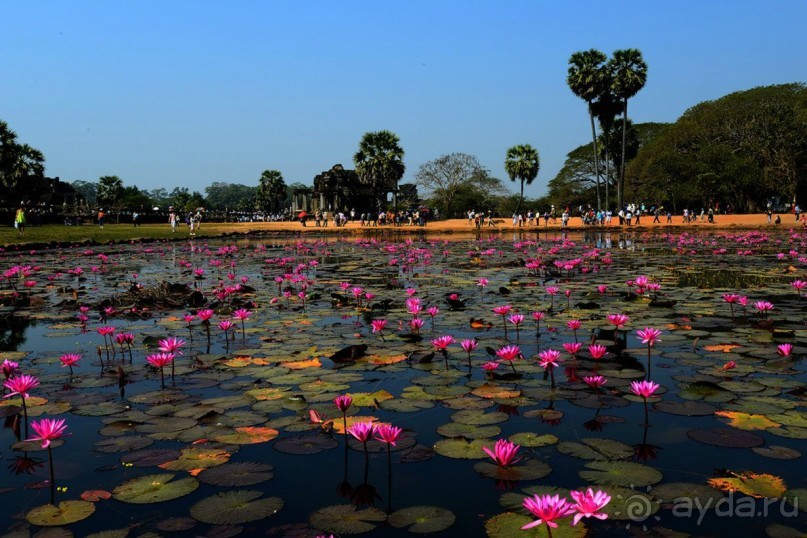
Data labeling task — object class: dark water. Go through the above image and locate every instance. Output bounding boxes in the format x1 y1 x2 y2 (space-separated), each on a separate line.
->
0 231 805 536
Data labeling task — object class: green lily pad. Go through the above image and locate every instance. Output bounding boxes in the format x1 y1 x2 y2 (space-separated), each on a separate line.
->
555 438 633 460
507 433 558 447
380 398 435 412
197 462 274 486
26 501 96 526
484 512 585 537
93 436 153 453
649 482 725 504
450 410 509 425
433 438 489 459
436 422 501 439
387 505 456 534
189 490 283 524
783 489 807 512
654 400 717 416
274 435 339 454
752 445 802 460
687 428 765 448
579 460 663 487
473 459 552 481
113 473 199 504
309 504 387 534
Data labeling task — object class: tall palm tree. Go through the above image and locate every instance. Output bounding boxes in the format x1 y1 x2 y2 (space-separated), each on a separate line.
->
592 86 620 210
97 175 124 221
504 144 540 215
567 49 609 211
256 169 287 212
353 130 405 211
610 48 648 208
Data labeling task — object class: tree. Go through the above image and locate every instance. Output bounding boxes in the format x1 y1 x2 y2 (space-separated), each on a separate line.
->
353 130 405 211
205 182 256 211
0 120 46 204
504 144 540 215
610 48 648 208
121 186 153 211
255 170 287 213
96 176 124 221
567 49 609 211
414 153 487 218
70 180 97 205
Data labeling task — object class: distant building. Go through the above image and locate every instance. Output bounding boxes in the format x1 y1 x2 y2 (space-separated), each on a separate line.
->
291 164 417 215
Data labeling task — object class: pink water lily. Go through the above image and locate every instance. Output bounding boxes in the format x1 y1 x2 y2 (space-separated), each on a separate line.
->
563 342 582 356
370 319 387 338
606 313 629 329
373 424 403 446
588 344 607 360
521 494 575 529
630 380 659 398
777 343 793 356
636 327 662 346
482 438 522 467
59 353 81 375
28 418 69 449
569 488 611 525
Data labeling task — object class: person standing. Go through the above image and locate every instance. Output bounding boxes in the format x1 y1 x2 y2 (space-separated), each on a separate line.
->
168 207 177 232
98 208 105 229
796 204 802 222
14 205 26 235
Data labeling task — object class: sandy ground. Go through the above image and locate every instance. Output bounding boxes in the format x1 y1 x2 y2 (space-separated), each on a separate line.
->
235 213 806 235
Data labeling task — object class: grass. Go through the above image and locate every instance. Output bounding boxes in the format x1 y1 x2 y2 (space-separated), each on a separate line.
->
1 223 242 247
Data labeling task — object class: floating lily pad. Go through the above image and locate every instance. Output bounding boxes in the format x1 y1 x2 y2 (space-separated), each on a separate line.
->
507 433 558 447
436 422 501 439
380 398 435 412
94 436 153 453
387 506 455 534
189 490 283 524
555 438 633 460
26 501 96 526
309 504 387 534
715 411 781 431
473 459 552 481
433 438 489 459
650 482 725 504
121 448 181 467
158 446 231 471
274 435 339 454
783 489 807 512
113 473 199 504
484 512 585 537
450 409 509 425
654 400 717 416
751 445 802 460
708 471 787 498
687 427 765 448
213 427 279 445
197 462 274 486
579 460 662 487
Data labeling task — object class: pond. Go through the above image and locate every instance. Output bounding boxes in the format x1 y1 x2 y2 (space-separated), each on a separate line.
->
0 229 805 537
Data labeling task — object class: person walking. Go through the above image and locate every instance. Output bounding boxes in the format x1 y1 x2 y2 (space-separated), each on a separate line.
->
14 205 26 235
98 208 106 229
168 207 177 232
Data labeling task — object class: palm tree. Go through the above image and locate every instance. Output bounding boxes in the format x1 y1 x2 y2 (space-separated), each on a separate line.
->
504 144 540 216
353 130 405 211
567 49 609 211
592 86 620 210
255 170 287 213
97 175 124 222
610 48 648 208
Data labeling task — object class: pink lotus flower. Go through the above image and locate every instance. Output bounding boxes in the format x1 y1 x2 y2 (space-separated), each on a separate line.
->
722 293 740 304
566 320 582 331
406 287 417 296
410 318 425 333
492 305 512 316
115 333 134 345
569 488 611 526
146 353 175 369
588 344 607 360
158 337 185 354
427 306 440 317
232 308 252 321
606 314 629 329
483 438 522 467
371 319 387 333
791 280 806 295
334 394 353 413
777 343 793 357
2 359 20 379
219 320 234 332
636 327 662 346
59 353 81 369
373 424 403 446
545 286 560 296
460 339 478 353
97 326 115 336
481 361 500 372
538 349 561 369
754 301 774 314
3 374 39 398
521 494 575 529
431 335 455 351
477 278 489 288
630 380 659 398
197 309 214 321
597 285 608 294
28 418 69 449
532 311 545 321
496 345 521 362
563 342 582 355
347 421 375 443
583 375 606 389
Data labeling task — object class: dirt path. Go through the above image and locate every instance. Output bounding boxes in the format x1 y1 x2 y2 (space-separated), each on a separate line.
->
236 213 806 234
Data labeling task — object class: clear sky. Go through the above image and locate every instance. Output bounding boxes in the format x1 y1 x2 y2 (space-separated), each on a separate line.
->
2 1 805 198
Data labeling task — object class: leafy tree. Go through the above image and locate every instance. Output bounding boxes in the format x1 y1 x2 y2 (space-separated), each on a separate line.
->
148 188 170 208
567 49 609 210
255 170 287 213
121 185 153 211
353 130 405 210
204 182 256 211
168 187 192 211
504 144 540 215
414 153 488 218
96 176 124 221
610 48 648 208
0 120 46 204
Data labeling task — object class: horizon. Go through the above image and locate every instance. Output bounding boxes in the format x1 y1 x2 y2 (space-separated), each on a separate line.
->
2 1 805 197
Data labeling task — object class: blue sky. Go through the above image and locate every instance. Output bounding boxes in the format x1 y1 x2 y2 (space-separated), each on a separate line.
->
2 1 805 198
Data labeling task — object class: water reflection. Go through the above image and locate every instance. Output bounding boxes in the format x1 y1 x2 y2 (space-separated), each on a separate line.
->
0 314 35 351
